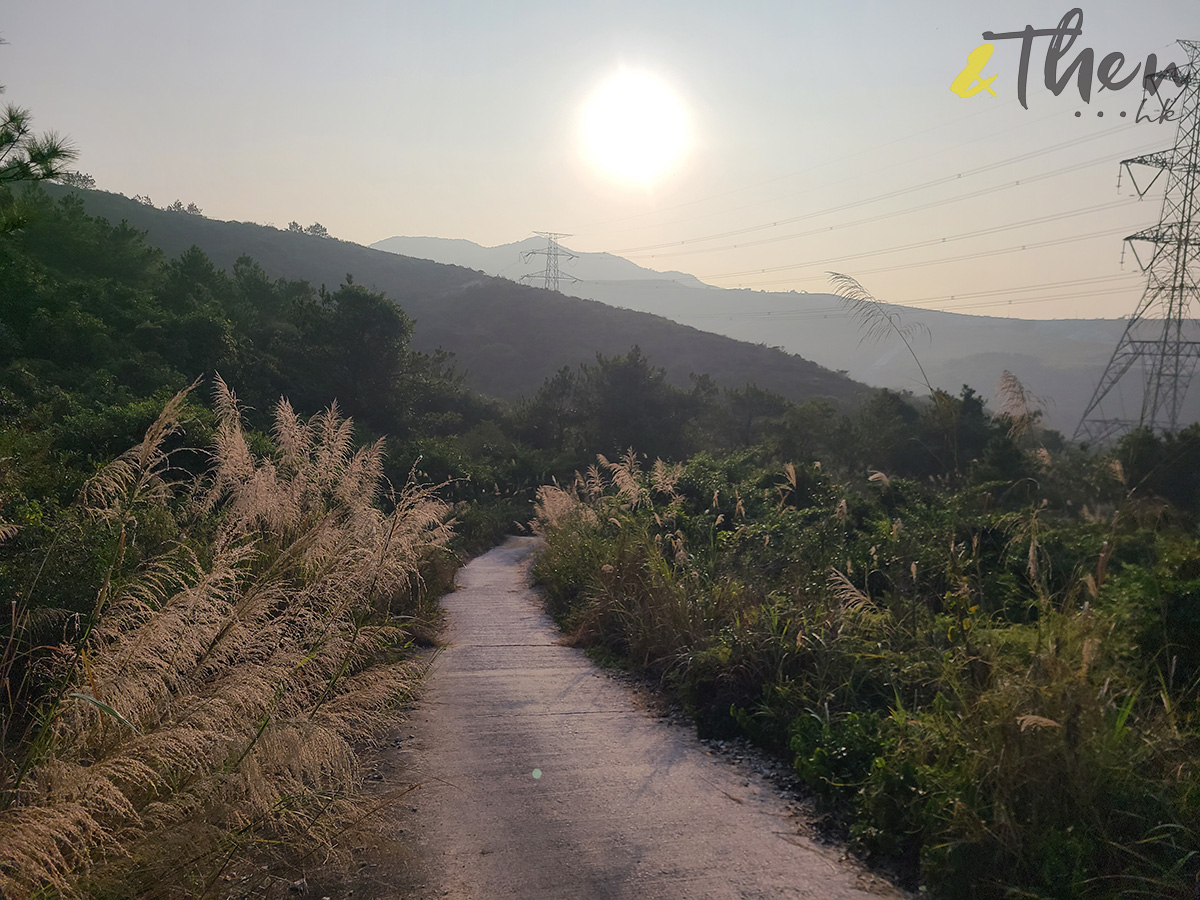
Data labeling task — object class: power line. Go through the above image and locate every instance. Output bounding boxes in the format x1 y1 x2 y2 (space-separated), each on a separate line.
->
627 146 1158 263
714 285 1136 317
576 103 1066 240
567 223 1135 293
722 224 1132 288
574 77 1140 241
681 273 1142 318
703 199 1129 281
575 38 1182 248
896 285 1136 314
609 123 1139 256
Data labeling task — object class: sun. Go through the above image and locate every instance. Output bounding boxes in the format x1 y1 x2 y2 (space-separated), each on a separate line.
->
580 68 690 186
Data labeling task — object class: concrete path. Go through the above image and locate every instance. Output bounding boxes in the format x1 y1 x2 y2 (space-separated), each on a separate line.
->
399 536 901 900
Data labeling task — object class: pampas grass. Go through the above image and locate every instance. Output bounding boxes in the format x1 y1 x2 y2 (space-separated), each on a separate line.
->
829 272 932 394
0 380 452 899
994 370 1043 441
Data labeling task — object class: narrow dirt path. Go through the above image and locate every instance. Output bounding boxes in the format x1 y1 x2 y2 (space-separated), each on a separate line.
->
373 537 903 899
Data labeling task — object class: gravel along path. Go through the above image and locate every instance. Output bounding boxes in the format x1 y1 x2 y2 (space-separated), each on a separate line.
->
382 536 904 900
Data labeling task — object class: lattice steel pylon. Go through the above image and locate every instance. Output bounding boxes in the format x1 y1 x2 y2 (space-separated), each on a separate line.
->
1075 40 1200 443
520 231 577 292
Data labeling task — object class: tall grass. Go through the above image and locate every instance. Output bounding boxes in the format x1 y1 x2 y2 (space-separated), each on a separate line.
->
0 378 451 898
532 449 1200 899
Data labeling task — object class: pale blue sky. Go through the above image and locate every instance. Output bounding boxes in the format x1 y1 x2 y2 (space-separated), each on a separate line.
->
5 1 1199 317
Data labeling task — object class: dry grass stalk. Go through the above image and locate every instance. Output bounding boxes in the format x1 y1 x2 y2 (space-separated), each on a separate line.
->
531 484 596 536
598 449 648 509
580 464 605 500
649 459 683 503
1016 714 1062 732
829 272 933 394
834 498 848 525
533 452 685 541
994 370 1046 441
0 382 452 899
827 568 871 611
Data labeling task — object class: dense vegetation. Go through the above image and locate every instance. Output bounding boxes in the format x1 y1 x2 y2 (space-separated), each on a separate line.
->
2 387 454 897
0 181 531 895
0 181 502 895
4 177 1199 899
0 182 861 896
532 384 1200 899
46 182 865 407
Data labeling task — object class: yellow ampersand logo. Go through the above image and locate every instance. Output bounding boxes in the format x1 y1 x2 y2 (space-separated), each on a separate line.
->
951 43 998 97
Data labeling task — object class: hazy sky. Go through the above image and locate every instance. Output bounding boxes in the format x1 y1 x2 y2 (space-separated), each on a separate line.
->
5 1 1199 318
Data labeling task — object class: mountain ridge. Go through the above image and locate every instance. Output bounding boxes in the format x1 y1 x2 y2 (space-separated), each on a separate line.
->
45 185 865 408
371 234 711 288
369 234 1194 432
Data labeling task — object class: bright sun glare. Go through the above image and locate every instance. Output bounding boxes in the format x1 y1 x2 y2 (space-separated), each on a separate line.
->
581 68 689 186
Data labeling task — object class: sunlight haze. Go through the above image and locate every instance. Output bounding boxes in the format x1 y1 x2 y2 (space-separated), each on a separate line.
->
5 0 1199 318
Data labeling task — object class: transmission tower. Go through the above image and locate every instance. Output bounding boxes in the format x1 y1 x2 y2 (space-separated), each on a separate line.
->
520 231 577 292
1075 40 1200 443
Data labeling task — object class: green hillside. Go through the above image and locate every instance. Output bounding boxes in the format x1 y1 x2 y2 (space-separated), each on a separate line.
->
43 184 865 406
6 182 1200 900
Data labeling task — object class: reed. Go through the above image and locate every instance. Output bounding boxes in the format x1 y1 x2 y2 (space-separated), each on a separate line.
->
0 379 451 898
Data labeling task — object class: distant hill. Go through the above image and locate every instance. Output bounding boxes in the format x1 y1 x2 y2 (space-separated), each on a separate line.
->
46 186 864 407
371 235 710 289
370 235 1200 433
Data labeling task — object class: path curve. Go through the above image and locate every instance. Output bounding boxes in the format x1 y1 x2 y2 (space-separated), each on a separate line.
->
402 537 901 899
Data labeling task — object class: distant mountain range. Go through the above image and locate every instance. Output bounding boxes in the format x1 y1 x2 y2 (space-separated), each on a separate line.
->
371 235 1200 433
370 235 710 289
47 186 864 409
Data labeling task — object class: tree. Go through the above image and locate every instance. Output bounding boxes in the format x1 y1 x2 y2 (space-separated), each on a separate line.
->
0 99 76 187
575 346 699 460
0 47 78 230
519 366 578 452
54 171 95 189
166 199 202 215
318 283 416 425
722 384 789 449
286 221 329 238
